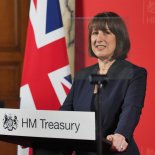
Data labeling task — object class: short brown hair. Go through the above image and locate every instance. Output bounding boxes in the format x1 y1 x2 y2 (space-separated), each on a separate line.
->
88 12 130 60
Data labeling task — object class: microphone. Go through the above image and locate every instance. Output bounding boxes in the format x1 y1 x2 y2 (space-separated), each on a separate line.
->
89 74 108 85
89 74 108 155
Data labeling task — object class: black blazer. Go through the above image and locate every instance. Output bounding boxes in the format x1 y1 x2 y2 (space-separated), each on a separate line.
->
60 60 147 155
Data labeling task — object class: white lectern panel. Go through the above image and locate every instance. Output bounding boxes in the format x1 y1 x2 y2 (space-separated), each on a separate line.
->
0 109 95 140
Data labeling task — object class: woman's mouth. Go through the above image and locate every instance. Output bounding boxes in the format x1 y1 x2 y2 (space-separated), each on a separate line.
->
96 45 106 50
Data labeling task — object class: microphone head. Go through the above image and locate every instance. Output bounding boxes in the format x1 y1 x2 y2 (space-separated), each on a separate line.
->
89 74 108 85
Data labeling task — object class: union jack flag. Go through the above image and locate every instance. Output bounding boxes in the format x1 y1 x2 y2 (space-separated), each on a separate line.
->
18 0 72 155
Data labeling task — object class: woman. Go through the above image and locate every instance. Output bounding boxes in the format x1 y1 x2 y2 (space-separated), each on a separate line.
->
60 12 147 155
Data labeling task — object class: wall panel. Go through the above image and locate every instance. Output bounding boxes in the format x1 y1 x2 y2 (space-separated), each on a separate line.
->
0 0 30 154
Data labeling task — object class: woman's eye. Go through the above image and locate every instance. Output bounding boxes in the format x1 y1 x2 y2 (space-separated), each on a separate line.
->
104 30 111 35
92 31 98 35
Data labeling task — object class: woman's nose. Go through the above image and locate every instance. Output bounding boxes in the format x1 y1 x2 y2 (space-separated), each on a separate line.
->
96 31 104 42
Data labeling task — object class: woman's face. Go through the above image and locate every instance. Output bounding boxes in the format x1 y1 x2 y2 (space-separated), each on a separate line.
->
91 25 116 60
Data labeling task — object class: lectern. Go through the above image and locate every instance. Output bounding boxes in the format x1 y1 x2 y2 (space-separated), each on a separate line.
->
0 108 111 154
